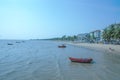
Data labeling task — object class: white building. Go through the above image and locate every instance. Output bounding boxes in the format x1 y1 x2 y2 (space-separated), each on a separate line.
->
89 30 101 42
77 33 90 42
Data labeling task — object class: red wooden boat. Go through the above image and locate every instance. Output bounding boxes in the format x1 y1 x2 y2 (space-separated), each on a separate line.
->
58 44 66 48
69 57 93 63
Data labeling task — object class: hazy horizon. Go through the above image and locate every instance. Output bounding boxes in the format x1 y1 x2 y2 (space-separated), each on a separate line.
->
0 0 120 39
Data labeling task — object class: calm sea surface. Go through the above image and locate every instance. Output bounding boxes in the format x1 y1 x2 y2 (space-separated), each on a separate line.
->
0 40 120 80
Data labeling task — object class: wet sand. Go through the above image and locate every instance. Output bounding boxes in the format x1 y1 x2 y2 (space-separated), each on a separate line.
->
67 42 120 55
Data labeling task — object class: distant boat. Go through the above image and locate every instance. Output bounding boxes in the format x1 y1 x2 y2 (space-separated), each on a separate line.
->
58 44 66 48
16 42 21 43
69 57 93 63
22 41 25 43
7 43 13 45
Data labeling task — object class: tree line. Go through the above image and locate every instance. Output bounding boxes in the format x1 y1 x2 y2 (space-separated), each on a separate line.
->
51 35 77 41
102 23 120 44
50 23 120 44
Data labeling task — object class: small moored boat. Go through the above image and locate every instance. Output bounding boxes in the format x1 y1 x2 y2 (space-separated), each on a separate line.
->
7 43 13 45
58 44 66 48
69 57 93 63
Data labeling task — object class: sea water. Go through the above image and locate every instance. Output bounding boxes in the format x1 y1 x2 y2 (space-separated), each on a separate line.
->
0 40 120 80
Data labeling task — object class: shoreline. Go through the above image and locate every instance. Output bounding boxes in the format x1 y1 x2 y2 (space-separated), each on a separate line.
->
65 42 120 55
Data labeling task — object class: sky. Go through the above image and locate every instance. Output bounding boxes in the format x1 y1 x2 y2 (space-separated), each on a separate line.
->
0 0 120 39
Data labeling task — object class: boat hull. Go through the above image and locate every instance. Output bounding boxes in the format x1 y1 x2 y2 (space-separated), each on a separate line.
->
58 45 66 48
69 57 92 63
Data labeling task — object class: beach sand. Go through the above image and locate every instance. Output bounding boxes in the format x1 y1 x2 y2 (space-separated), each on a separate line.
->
67 42 120 55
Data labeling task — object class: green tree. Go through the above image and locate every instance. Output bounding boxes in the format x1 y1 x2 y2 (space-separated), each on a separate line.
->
109 24 115 39
62 35 66 40
114 26 120 40
73 35 77 40
102 23 120 43
102 28 110 42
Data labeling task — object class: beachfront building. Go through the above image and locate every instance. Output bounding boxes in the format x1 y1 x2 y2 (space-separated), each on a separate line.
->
89 30 101 43
100 30 103 41
77 33 90 42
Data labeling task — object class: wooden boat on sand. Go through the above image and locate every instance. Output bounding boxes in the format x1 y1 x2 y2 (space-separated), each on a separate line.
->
69 57 93 63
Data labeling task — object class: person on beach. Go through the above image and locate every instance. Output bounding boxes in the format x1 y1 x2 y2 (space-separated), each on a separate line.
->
109 47 114 51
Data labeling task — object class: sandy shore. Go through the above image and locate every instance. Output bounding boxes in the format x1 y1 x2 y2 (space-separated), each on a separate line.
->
66 42 120 55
